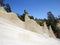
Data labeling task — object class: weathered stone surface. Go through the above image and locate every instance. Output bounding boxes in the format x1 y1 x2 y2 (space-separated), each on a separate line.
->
0 7 56 38
49 26 56 38
0 18 60 45
0 7 25 29
43 22 50 35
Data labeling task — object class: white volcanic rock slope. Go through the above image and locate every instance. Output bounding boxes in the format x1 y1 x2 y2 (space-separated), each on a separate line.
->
0 7 60 45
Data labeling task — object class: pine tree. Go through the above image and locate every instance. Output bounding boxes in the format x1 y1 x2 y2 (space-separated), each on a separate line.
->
47 12 57 32
0 0 5 6
4 3 12 12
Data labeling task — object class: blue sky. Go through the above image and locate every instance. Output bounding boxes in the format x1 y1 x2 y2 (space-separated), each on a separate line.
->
4 0 60 19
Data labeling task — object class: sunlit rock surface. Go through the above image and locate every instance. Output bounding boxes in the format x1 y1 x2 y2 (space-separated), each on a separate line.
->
0 7 60 45
0 17 60 45
0 7 56 38
0 7 25 29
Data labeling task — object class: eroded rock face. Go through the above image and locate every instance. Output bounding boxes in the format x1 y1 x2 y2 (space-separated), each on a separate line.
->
0 7 56 38
24 10 56 38
0 7 25 29
0 17 60 45
49 26 56 38
57 20 60 38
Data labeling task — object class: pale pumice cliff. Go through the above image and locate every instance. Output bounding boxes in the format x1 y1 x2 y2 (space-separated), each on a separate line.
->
24 10 56 38
0 7 60 45
0 17 60 45
0 7 55 38
0 7 25 29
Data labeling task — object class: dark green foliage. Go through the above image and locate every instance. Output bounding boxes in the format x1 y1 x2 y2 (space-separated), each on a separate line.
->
29 16 34 19
4 3 12 12
0 0 4 6
18 14 25 21
18 14 34 21
47 12 57 32
57 28 60 38
39 21 44 26
35 18 41 25
35 18 44 26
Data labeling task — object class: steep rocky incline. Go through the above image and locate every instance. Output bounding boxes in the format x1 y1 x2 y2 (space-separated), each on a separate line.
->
0 17 60 45
0 7 56 38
